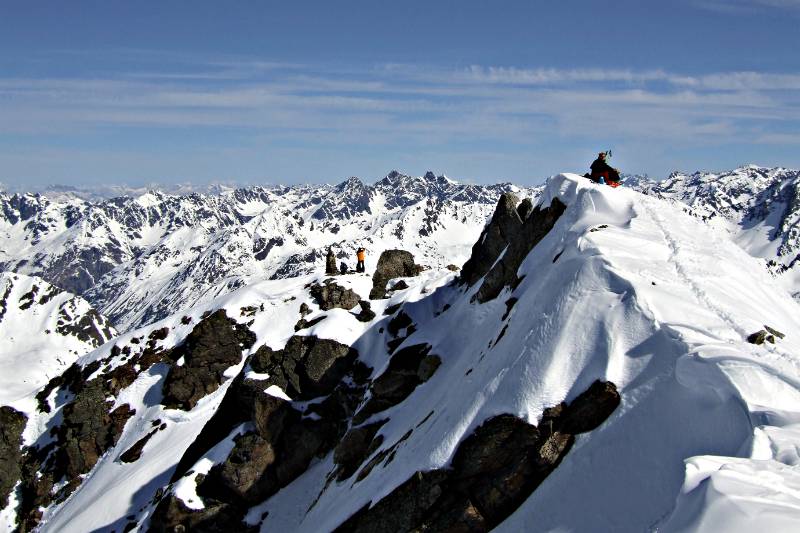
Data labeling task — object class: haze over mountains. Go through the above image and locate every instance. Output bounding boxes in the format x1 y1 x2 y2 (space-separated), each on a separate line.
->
1 167 800 532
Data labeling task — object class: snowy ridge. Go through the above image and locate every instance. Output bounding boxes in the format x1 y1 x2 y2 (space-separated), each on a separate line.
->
0 171 526 331
2 174 798 532
629 165 800 299
0 272 116 418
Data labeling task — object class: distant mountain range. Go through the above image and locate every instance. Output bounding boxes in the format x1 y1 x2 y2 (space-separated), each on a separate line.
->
626 165 800 299
2 165 798 337
1 171 529 331
3 173 799 532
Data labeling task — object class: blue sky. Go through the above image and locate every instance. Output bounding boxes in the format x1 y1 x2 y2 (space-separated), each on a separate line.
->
1 0 800 188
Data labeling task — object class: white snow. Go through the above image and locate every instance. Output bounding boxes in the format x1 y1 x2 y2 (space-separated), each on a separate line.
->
0 272 116 423
4 172 800 532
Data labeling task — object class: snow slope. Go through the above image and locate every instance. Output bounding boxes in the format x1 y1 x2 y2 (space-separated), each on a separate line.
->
0 272 116 414
4 174 800 532
629 165 800 300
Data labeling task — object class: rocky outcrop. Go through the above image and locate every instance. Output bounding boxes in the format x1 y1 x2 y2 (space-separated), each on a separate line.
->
333 420 387 481
747 324 785 345
353 300 376 323
162 309 257 410
152 335 373 532
0 406 27 509
326 248 337 275
250 335 360 400
336 380 620 532
353 344 441 425
369 250 421 299
310 280 362 311
460 193 566 303
57 383 135 478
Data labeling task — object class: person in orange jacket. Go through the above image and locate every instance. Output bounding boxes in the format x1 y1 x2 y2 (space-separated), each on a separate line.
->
356 247 366 273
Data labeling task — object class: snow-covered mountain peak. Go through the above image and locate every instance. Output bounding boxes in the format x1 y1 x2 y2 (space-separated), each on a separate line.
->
0 272 116 412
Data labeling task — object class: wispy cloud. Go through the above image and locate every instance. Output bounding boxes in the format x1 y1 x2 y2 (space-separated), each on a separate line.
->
1 53 799 184
692 0 800 14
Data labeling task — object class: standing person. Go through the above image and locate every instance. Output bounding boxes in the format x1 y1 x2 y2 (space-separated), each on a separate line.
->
356 247 366 273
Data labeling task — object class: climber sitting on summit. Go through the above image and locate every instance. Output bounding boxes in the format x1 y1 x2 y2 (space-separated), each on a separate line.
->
588 151 621 187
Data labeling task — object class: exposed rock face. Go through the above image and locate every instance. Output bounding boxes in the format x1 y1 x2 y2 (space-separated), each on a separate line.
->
460 193 566 303
326 248 337 275
369 250 421 299
333 420 387 481
337 380 620 532
16 376 137 529
0 406 27 508
162 309 257 410
310 280 362 311
354 300 376 323
58 383 135 478
250 336 359 400
353 343 441 425
153 335 373 532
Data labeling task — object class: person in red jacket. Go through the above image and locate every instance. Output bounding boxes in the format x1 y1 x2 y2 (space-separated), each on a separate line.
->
589 152 621 187
356 247 366 273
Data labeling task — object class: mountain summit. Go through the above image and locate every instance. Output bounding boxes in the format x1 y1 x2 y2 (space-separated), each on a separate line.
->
2 174 798 532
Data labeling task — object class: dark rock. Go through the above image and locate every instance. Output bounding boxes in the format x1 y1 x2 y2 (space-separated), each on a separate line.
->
326 248 337 275
460 193 522 287
58 380 136 478
502 297 518 320
369 250 421 299
250 336 359 400
149 327 170 342
460 193 566 303
162 309 256 410
201 431 277 504
0 406 27 508
336 470 450 533
516 198 534 220
391 279 409 291
294 314 326 331
333 420 387 481
383 303 402 316
387 310 413 337
386 336 406 355
764 324 785 339
559 380 620 434
119 429 157 463
148 493 256 533
451 414 572 525
309 281 361 311
353 344 440 425
354 300 376 323
747 330 769 345
446 264 460 272
337 380 620 532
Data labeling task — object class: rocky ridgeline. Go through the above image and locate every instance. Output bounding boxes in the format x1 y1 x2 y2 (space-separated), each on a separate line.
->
3 187 626 532
460 192 566 302
337 381 619 532
0 407 27 510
